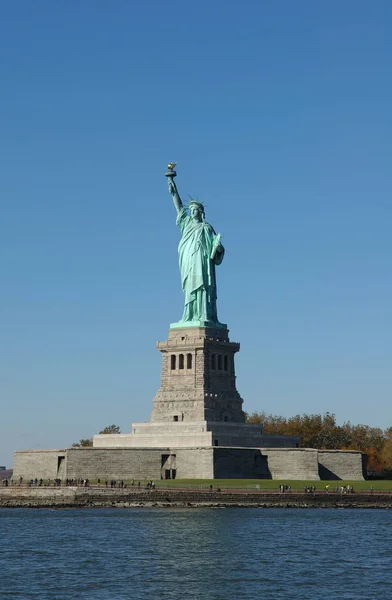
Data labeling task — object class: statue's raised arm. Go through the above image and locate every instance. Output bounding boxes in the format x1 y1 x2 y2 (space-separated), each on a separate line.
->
166 162 182 214
168 177 183 213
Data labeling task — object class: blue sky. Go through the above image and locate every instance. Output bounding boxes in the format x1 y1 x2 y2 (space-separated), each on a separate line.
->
1 1 391 467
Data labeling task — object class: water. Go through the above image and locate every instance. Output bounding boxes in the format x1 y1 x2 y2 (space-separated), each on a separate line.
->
0 508 390 600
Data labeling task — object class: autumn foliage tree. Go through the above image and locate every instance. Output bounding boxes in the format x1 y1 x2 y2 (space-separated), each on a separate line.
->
71 438 93 448
381 427 392 475
72 425 121 448
246 411 390 474
99 425 121 435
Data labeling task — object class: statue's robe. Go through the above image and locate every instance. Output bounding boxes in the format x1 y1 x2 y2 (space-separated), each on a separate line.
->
176 207 224 323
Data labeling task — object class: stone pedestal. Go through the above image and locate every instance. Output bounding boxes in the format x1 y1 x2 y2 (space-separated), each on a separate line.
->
93 325 272 450
151 326 245 424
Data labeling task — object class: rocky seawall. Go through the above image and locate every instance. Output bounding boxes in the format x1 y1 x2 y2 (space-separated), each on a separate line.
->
0 488 391 509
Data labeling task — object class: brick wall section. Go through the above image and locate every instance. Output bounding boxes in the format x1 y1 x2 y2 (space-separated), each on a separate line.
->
318 450 365 480
175 448 214 478
13 450 66 481
66 447 214 480
66 448 163 480
262 449 320 480
263 448 365 481
213 448 270 478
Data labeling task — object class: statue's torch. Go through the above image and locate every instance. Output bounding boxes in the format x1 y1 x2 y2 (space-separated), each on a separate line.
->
165 162 177 179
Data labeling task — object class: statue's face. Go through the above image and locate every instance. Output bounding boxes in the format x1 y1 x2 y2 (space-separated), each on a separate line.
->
190 205 202 221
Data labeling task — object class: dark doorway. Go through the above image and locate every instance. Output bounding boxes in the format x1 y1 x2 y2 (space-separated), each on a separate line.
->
161 454 177 480
57 456 65 477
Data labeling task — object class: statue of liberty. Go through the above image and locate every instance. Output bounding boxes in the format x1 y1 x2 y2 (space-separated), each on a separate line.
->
166 164 226 328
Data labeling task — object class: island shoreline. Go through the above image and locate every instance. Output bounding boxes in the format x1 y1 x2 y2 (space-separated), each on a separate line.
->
1 488 391 509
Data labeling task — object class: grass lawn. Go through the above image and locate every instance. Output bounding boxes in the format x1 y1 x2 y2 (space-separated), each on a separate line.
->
89 479 392 491
151 479 392 491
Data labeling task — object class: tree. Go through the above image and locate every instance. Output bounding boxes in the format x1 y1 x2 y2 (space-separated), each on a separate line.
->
71 438 93 448
245 411 388 455
246 411 342 448
381 427 392 474
99 425 121 435
71 425 121 447
344 424 385 453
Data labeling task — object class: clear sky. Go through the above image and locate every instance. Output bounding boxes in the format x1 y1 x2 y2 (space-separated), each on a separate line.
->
1 1 391 468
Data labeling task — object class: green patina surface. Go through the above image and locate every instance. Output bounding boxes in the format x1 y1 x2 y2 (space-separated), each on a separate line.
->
167 170 226 329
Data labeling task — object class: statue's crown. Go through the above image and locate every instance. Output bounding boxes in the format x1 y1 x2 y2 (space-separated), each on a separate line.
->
187 196 205 213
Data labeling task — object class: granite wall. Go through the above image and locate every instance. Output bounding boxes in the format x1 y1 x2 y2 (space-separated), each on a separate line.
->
13 450 66 481
213 448 270 479
12 446 365 482
66 448 164 481
262 448 320 480
318 450 365 480
175 448 214 479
